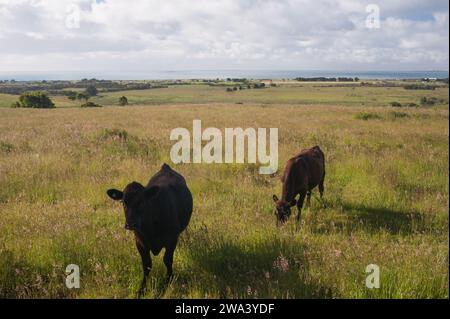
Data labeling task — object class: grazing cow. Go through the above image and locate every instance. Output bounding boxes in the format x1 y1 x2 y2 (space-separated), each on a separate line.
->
272 146 325 226
106 163 193 297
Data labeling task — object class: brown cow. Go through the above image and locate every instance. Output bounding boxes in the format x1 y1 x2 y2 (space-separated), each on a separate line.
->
272 146 325 226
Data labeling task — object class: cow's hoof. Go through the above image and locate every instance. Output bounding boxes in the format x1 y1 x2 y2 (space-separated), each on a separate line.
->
136 288 146 299
165 275 174 285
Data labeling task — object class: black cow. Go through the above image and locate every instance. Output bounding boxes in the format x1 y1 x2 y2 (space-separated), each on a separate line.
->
107 163 193 297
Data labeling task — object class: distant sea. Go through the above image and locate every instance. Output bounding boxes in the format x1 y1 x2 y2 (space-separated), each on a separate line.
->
0 70 448 81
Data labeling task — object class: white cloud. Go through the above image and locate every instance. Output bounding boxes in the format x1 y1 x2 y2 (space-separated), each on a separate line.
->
0 0 448 72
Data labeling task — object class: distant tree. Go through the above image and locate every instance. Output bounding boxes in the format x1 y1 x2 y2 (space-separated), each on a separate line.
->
16 91 55 108
390 101 402 107
77 92 89 104
81 101 102 108
420 96 442 106
119 96 128 106
85 85 98 97
67 91 78 101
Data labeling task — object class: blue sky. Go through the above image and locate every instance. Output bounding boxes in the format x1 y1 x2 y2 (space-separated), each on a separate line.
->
0 0 448 72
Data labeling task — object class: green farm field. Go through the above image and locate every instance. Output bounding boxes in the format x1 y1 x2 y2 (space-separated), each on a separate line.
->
0 83 448 298
75 84 449 108
2 82 448 108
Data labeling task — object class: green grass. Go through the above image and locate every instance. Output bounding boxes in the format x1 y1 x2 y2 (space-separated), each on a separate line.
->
0 93 18 108
354 112 383 120
88 84 449 108
0 88 448 298
2 82 448 109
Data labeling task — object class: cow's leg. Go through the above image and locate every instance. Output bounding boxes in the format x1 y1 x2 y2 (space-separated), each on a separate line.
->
163 239 177 282
319 183 324 199
136 241 152 298
306 191 311 208
319 174 327 208
296 192 306 229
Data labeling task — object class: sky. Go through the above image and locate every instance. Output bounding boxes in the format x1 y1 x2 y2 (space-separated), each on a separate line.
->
0 0 448 73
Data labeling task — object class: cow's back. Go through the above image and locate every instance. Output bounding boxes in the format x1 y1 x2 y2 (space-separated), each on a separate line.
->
283 146 324 195
296 146 324 189
140 164 192 254
147 164 192 233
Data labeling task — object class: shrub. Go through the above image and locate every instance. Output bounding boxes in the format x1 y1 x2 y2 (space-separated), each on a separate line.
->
403 84 436 90
97 128 160 160
0 141 14 153
420 96 444 106
77 93 89 103
66 91 78 101
85 85 98 97
15 91 55 108
389 101 402 107
81 102 102 108
404 103 419 108
389 111 410 119
354 112 382 120
119 96 128 106
99 128 129 141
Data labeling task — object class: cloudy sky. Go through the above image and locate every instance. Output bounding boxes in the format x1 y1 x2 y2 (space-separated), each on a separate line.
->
0 0 448 73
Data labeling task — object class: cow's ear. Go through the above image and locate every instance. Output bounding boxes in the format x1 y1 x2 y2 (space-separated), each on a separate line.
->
145 186 160 199
272 195 279 203
107 189 123 201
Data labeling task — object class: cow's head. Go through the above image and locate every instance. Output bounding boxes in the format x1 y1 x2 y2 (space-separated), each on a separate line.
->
107 182 159 231
272 195 296 225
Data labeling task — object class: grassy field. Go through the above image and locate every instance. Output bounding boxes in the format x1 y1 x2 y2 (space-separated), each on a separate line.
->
1 82 449 108
0 84 448 298
86 84 449 108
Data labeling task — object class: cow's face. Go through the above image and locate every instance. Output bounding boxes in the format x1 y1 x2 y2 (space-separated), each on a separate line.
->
107 182 145 231
272 195 296 224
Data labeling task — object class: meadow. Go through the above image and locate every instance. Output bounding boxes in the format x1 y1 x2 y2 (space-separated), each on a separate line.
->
0 83 448 298
75 83 450 108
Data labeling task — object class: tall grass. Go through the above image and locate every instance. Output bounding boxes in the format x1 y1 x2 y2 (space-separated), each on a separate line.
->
0 103 448 298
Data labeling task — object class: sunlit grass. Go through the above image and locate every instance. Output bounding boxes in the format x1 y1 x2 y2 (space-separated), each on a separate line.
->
1 82 448 109
0 99 448 298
